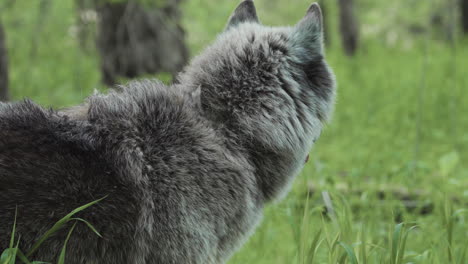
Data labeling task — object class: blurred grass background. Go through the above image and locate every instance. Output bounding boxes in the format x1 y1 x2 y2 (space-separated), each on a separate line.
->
1 0 467 263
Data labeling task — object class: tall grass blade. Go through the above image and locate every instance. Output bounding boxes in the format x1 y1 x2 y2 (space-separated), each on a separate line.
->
390 223 403 264
339 242 359 264
306 229 322 264
329 233 341 264
16 249 31 264
1 249 13 264
299 191 311 264
57 222 77 264
16 249 48 264
26 196 106 257
456 244 467 264
9 208 17 249
396 225 416 264
359 225 368 264
444 199 453 262
69 218 102 237
9 238 21 264
1 237 21 264
338 251 348 264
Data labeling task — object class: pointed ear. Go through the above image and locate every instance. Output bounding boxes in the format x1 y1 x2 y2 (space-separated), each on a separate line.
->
289 3 324 59
225 0 260 30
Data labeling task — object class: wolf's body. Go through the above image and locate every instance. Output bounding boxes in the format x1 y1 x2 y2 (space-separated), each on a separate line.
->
0 1 336 263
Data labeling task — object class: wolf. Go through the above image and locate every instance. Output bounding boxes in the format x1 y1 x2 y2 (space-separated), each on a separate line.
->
0 1 336 263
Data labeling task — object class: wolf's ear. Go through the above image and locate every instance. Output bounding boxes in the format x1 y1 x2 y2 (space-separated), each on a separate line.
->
289 3 324 59
225 0 259 30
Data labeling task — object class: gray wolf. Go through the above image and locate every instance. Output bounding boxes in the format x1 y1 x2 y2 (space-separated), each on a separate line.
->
0 1 336 263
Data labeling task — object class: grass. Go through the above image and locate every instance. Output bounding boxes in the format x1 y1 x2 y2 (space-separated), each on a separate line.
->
0 198 104 264
1 0 467 263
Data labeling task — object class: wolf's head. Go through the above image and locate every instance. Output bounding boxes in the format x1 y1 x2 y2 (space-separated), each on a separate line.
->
178 0 336 201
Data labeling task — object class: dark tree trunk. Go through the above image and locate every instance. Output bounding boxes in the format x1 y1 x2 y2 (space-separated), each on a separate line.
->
338 0 359 56
462 0 468 34
75 0 97 52
96 0 189 86
0 23 8 102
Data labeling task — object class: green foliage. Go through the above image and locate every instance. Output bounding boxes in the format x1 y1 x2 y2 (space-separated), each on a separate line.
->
438 151 460 177
57 223 77 264
338 242 358 264
0 198 105 264
26 196 105 258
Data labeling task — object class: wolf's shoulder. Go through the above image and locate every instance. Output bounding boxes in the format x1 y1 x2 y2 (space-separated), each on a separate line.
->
86 80 192 124
0 99 94 148
0 99 108 181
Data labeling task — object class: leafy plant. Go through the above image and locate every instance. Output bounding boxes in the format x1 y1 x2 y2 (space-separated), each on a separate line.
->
1 197 105 264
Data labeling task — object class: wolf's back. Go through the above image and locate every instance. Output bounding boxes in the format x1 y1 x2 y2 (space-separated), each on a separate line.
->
0 100 148 263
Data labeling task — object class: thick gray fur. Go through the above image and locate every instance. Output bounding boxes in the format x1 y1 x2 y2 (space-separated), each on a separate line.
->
0 1 336 263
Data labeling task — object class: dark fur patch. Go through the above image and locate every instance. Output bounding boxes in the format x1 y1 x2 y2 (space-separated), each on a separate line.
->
289 58 333 101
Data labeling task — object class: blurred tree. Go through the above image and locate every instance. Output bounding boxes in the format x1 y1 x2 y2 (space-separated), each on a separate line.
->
96 0 189 86
31 0 52 58
462 0 468 34
75 0 97 52
0 23 8 101
80 0 189 86
338 0 359 56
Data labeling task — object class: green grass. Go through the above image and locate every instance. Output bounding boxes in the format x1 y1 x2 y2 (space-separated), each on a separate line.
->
2 0 467 263
1 198 104 264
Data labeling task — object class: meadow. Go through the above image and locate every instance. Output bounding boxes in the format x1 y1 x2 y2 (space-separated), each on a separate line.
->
2 0 468 263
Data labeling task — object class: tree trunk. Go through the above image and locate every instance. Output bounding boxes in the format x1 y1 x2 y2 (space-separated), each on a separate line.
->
96 0 189 86
338 0 359 56
75 0 97 53
0 23 8 102
462 0 468 34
